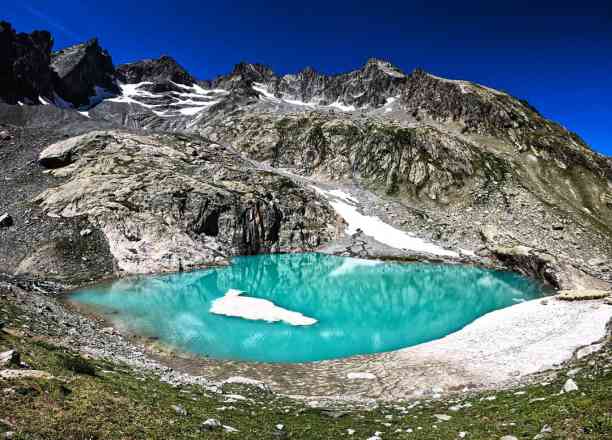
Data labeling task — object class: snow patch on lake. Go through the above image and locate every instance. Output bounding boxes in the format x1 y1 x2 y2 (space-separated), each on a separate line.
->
210 289 317 326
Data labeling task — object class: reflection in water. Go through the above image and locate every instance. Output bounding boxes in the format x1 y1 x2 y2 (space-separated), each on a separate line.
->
71 253 544 363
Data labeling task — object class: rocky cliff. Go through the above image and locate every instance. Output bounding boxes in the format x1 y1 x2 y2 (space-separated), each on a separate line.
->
31 130 336 276
0 21 54 105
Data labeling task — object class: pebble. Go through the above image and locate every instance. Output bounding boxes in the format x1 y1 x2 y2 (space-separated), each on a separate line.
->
500 437 518 440
347 429 355 435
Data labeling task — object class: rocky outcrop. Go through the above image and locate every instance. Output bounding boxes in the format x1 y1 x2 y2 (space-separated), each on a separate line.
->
274 58 407 108
210 62 276 92
116 55 196 85
0 21 54 105
481 228 610 290
0 22 118 109
51 38 119 107
202 112 507 202
33 131 337 275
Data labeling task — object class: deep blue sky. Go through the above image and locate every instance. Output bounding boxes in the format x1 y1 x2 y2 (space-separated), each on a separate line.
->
5 0 612 155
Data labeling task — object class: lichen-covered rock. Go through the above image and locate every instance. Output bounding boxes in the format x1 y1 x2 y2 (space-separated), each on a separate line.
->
35 131 337 275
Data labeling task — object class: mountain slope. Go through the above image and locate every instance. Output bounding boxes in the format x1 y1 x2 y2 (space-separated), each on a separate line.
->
0 22 610 289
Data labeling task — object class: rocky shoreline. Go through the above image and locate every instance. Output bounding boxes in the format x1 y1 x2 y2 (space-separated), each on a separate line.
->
1 253 610 404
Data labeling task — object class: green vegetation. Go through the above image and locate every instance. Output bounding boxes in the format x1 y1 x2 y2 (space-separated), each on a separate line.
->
0 321 610 439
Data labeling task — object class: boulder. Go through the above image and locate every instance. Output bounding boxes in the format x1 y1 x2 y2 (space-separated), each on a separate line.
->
0 213 13 228
0 350 20 368
562 378 578 393
201 419 222 431
38 130 110 168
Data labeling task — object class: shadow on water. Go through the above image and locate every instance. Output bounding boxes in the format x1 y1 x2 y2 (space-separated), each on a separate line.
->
70 253 546 363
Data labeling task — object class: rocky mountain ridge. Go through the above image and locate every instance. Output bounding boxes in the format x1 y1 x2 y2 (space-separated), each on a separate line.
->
0 21 610 290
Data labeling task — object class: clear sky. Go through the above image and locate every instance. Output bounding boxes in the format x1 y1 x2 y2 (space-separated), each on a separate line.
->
5 0 612 156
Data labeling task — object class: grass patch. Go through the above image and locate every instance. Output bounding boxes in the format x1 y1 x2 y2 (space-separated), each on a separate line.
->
60 354 96 376
0 297 610 439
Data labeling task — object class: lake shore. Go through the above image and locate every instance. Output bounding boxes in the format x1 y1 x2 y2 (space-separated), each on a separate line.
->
2 271 610 402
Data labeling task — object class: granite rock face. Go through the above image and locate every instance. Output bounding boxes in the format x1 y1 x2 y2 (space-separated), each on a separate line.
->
34 131 337 275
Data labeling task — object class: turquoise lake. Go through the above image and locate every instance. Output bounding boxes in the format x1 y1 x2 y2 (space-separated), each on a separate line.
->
70 253 545 363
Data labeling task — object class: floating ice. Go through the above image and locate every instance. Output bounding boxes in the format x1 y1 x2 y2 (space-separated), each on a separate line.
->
210 289 317 326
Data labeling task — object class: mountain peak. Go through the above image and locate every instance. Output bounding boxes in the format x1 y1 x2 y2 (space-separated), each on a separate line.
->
364 58 406 78
50 37 118 106
229 62 275 81
116 55 196 85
